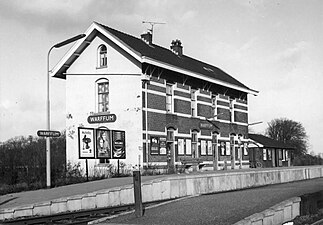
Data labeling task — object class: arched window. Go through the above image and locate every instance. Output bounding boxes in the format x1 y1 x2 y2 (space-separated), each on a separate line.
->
97 79 109 113
98 45 107 67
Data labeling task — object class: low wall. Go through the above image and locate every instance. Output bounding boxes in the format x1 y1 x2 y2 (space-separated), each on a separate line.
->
0 166 322 221
233 197 301 225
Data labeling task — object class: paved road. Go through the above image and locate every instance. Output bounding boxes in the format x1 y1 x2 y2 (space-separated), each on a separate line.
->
103 178 323 225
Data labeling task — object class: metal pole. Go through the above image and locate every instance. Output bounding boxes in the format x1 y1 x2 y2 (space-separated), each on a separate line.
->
46 46 54 188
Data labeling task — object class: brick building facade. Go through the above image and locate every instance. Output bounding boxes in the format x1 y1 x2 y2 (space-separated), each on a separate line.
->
52 22 258 174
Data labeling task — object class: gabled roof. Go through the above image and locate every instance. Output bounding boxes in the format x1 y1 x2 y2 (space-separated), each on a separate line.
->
52 22 258 95
248 133 296 150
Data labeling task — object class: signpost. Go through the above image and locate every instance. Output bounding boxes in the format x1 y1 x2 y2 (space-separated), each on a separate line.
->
37 130 61 138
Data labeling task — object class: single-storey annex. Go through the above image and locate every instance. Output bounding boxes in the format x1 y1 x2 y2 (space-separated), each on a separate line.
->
248 133 296 168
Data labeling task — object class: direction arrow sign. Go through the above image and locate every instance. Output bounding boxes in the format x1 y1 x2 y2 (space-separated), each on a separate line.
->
37 130 61 137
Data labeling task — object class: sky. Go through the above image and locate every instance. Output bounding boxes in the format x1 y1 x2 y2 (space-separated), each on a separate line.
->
0 0 322 154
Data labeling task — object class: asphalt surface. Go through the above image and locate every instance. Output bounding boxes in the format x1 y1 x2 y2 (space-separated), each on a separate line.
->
102 178 323 225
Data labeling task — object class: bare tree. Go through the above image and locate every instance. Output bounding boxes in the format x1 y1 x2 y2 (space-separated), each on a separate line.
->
265 118 308 155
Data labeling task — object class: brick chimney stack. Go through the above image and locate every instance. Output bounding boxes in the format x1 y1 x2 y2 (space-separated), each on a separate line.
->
170 39 183 56
141 32 152 45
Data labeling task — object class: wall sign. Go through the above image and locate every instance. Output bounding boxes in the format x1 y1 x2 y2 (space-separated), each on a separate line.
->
78 127 95 159
87 113 117 124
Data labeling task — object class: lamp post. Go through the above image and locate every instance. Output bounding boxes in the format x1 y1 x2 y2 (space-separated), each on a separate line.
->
46 34 86 188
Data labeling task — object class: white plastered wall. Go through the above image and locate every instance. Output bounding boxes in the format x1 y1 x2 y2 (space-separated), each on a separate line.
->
65 36 143 175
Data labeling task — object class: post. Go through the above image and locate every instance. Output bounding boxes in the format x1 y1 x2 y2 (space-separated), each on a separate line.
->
46 46 54 188
133 170 143 217
85 159 89 182
45 34 85 188
117 159 120 176
239 145 243 169
212 134 218 171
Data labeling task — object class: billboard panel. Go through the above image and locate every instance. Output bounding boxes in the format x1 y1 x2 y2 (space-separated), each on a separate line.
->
78 127 95 159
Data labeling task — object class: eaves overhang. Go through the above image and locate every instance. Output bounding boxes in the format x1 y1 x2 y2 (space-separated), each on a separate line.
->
142 56 259 95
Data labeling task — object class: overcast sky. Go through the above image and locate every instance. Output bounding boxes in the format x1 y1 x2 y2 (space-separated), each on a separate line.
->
0 0 322 154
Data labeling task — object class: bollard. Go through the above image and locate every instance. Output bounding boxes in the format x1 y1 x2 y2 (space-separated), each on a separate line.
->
133 170 144 217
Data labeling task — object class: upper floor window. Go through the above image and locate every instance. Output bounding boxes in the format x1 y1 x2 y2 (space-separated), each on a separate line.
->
211 94 217 117
166 84 173 113
98 45 107 68
98 81 109 112
191 89 197 117
229 98 234 122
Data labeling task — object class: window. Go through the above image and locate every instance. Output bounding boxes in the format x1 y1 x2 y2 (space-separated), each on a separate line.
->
211 95 217 117
207 140 212 155
99 159 109 164
178 139 185 155
191 131 198 158
98 45 107 67
167 128 175 142
98 81 109 113
191 89 197 117
201 140 206 155
166 84 173 113
229 98 234 122
263 149 267 160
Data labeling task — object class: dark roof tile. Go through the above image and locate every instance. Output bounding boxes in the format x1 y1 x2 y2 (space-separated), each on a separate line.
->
99 23 252 91
248 133 296 150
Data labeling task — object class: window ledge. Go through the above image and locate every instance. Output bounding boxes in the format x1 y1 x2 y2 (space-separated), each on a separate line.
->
96 66 108 69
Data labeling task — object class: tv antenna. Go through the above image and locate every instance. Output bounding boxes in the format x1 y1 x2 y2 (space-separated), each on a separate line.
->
142 21 166 40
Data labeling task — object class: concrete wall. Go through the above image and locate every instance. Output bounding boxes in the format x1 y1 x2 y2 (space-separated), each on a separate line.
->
1 166 322 221
233 197 301 225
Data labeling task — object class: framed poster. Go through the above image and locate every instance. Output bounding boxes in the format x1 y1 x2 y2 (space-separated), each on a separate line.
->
78 127 95 159
96 129 112 159
111 130 126 159
159 137 167 155
150 136 160 155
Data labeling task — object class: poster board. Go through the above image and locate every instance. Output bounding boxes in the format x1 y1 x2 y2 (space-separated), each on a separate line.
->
111 130 126 159
78 127 95 159
96 129 112 159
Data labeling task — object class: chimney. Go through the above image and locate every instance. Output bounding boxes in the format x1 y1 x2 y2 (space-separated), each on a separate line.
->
170 39 183 56
141 32 152 45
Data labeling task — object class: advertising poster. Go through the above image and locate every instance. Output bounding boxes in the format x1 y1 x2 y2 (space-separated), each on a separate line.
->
150 136 160 155
96 129 112 159
78 127 95 159
159 137 167 155
112 130 126 159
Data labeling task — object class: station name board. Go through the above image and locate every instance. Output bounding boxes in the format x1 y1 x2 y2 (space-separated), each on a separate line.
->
87 113 117 124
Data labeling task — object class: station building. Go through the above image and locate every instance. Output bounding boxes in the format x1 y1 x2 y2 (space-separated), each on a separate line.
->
52 22 258 175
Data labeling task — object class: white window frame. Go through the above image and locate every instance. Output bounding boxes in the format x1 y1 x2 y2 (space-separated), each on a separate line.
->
166 83 174 113
98 45 107 68
191 89 197 117
96 79 109 113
